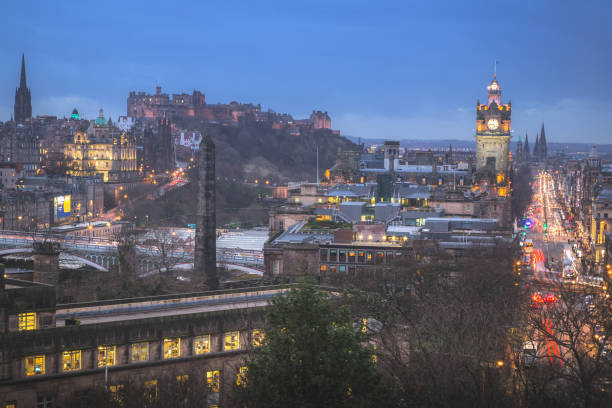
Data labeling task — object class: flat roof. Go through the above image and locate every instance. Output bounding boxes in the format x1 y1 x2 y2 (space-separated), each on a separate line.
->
56 287 287 325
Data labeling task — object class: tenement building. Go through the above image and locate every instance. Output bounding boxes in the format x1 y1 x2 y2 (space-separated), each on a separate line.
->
0 270 276 407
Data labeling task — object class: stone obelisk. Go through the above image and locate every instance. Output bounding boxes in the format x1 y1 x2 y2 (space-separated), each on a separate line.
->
194 134 219 290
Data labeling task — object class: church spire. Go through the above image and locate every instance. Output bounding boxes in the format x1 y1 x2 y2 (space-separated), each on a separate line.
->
14 53 32 122
20 53 27 89
539 123 547 159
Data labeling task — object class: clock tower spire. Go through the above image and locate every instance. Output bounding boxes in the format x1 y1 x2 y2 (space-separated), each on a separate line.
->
475 72 512 175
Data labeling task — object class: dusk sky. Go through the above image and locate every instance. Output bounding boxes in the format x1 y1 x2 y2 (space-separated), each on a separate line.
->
1 1 611 143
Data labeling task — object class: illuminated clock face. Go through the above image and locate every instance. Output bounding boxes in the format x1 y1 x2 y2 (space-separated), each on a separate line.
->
487 119 499 130
491 83 498 91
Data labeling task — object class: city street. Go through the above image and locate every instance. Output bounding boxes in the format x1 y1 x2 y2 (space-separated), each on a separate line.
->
522 170 601 287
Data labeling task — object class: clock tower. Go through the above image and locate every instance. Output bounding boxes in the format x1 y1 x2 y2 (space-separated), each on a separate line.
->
475 74 511 174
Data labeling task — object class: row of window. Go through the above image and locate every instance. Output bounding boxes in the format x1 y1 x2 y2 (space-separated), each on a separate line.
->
24 330 264 376
107 366 248 407
320 248 404 265
7 366 248 408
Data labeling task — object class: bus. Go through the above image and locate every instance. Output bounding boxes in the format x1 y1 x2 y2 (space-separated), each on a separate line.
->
524 239 534 254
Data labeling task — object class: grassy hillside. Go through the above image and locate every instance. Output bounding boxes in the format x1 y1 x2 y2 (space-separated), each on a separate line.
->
128 118 358 227
178 118 359 182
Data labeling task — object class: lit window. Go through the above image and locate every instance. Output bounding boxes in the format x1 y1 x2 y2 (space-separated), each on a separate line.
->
177 374 189 383
5 401 16 408
224 331 240 351
164 338 181 359
207 370 220 393
25 355 45 376
194 335 210 355
252 330 265 347
236 366 248 387
18 312 36 331
62 350 81 371
361 318 368 333
109 384 124 404
144 379 158 401
131 342 149 362
98 346 116 367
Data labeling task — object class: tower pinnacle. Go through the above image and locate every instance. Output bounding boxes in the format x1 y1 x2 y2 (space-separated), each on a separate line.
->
20 53 27 89
14 53 32 122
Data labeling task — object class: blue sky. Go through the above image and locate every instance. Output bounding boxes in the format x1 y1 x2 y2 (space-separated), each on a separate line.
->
1 1 611 143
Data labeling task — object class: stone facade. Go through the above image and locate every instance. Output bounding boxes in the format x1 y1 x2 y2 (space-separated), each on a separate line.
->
143 119 175 174
65 130 138 182
14 54 32 123
475 75 511 174
194 134 218 290
0 122 41 177
0 276 267 407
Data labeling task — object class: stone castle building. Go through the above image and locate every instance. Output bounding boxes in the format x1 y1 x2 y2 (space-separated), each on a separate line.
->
475 74 511 175
310 110 331 129
127 86 259 123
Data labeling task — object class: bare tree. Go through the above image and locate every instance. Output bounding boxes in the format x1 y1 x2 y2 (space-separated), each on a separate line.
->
515 282 612 408
347 244 522 407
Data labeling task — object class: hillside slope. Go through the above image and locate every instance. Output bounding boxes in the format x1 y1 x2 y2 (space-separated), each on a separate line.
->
128 119 358 227
178 118 358 182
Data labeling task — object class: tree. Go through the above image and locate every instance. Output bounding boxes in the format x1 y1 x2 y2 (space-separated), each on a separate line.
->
348 245 522 408
233 279 395 408
61 369 209 408
515 283 612 408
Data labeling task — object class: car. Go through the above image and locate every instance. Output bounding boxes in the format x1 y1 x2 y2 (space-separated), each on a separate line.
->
522 341 538 367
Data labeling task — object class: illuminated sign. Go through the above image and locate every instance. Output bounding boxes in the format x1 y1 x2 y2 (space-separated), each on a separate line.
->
54 195 71 220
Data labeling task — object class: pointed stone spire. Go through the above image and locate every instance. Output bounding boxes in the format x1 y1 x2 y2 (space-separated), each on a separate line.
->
534 132 540 158
524 133 530 161
14 53 32 122
539 123 547 159
20 53 27 89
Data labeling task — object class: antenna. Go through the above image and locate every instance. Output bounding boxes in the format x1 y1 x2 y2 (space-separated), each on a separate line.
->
316 144 319 185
